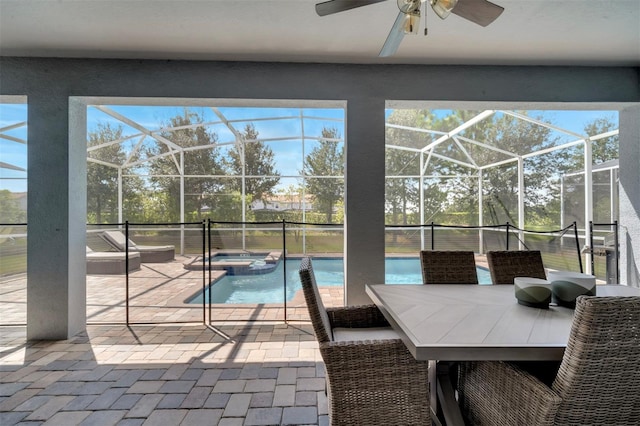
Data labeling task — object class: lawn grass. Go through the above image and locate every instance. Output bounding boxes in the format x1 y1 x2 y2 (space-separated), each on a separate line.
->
0 253 26 276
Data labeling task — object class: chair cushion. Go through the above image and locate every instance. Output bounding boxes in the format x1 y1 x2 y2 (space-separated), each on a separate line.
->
87 251 141 260
132 245 174 252
103 230 138 249
332 326 400 342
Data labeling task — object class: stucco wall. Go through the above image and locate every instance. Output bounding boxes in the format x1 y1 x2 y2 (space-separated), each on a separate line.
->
620 105 640 288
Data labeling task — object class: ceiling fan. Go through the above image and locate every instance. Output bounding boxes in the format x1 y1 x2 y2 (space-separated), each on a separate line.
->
315 0 504 57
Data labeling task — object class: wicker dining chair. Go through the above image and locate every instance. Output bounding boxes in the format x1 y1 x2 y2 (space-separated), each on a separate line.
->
486 250 546 284
420 250 478 284
419 250 478 423
298 257 431 426
458 296 640 425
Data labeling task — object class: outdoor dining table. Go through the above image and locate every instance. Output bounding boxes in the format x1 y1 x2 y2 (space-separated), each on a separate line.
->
365 283 640 426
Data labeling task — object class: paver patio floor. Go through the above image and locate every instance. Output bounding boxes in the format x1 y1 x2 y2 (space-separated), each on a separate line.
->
0 257 340 424
1 322 328 425
0 253 494 424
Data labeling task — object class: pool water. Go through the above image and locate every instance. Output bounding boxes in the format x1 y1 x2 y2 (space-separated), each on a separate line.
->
187 257 492 304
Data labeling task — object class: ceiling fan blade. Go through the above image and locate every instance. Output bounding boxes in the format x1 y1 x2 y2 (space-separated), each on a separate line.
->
379 11 406 57
316 0 388 17
451 0 504 27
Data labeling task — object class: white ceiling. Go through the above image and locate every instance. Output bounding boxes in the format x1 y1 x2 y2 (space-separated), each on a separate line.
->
0 0 639 66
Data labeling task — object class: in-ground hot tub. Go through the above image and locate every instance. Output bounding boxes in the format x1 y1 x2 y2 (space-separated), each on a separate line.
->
183 251 282 275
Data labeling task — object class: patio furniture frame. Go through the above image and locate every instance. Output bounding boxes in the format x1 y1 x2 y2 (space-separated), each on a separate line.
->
420 250 478 284
299 257 431 425
86 247 141 274
102 230 175 263
458 295 640 425
486 250 547 284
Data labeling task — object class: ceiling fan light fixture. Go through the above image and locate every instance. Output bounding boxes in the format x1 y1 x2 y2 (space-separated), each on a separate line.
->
403 10 420 34
430 0 458 19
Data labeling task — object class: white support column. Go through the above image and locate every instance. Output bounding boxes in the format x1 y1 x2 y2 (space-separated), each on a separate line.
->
610 169 616 222
420 152 425 250
478 170 484 254
517 157 525 250
118 168 123 223
300 108 307 253
584 140 594 274
240 138 246 251
560 176 565 229
560 176 565 249
180 151 185 255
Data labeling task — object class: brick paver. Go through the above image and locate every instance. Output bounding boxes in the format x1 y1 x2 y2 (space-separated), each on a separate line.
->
0 256 344 425
0 323 328 425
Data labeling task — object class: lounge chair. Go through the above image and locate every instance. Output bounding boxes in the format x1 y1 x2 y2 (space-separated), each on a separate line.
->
486 250 546 284
298 257 431 425
420 250 478 284
458 296 640 425
102 230 175 263
86 246 141 274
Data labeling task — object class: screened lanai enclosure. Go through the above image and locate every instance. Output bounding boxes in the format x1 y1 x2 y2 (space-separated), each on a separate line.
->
84 103 619 279
0 100 621 324
384 107 619 279
85 102 347 258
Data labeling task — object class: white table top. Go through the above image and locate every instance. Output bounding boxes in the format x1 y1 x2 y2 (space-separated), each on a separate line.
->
366 284 640 361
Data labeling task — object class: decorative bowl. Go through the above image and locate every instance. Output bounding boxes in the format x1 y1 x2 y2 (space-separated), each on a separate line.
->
548 271 596 308
514 277 552 309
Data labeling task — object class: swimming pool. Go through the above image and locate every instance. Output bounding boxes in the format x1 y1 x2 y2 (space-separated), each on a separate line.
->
187 257 493 304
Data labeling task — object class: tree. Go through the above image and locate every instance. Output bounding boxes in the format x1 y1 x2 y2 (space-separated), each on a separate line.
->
560 116 620 227
590 120 618 164
575 116 619 164
302 127 344 224
385 110 422 225
439 111 565 227
210 191 252 222
0 190 26 223
385 109 574 228
385 109 476 225
224 123 280 201
147 109 224 222
87 123 145 223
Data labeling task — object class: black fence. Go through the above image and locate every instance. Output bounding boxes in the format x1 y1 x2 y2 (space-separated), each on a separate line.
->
1 220 619 326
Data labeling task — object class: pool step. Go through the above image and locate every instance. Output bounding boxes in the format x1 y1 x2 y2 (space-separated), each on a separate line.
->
265 251 282 264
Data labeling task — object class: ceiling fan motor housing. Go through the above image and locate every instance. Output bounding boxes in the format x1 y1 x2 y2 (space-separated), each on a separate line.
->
398 0 422 13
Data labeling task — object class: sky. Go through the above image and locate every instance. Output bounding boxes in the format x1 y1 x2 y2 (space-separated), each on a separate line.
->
0 102 619 193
